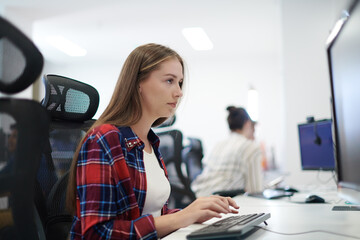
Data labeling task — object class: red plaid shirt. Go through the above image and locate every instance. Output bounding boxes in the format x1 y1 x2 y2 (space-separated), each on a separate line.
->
70 124 179 239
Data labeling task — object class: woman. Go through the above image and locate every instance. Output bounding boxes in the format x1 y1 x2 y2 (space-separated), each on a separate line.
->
66 43 239 239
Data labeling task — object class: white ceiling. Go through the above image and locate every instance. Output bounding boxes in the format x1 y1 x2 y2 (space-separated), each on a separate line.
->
1 0 281 65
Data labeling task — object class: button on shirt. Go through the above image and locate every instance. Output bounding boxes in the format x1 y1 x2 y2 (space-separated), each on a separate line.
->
70 124 179 240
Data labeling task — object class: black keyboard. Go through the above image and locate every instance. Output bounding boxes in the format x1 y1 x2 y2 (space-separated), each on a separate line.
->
332 205 360 211
186 213 271 239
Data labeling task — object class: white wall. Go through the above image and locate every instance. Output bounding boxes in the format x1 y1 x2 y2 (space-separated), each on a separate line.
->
174 53 283 164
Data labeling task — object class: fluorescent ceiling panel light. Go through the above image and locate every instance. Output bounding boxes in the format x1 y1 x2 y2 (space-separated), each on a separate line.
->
182 27 213 51
47 35 87 56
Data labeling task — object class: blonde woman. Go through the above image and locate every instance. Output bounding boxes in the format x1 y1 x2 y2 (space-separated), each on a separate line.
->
66 43 239 239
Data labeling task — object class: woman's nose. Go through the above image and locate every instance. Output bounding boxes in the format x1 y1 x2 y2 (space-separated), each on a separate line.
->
175 85 183 98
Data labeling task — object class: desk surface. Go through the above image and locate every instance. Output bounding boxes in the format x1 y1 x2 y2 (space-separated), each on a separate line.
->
163 191 360 240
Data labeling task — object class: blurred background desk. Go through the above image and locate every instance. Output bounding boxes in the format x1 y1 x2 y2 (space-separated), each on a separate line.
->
163 193 360 240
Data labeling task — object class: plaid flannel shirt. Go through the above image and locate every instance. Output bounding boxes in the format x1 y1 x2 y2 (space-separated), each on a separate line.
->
70 124 179 240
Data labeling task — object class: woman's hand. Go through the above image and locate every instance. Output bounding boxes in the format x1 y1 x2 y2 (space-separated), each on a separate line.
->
154 195 239 237
176 195 239 227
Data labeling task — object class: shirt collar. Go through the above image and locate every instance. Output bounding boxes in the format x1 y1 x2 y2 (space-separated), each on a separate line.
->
118 126 160 152
230 131 248 139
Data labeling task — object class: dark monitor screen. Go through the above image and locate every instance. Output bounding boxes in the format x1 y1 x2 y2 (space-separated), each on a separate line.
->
327 0 360 203
298 120 335 171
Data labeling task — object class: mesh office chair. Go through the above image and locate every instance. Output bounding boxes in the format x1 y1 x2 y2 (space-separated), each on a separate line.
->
0 16 49 240
157 130 196 208
40 74 99 240
156 117 197 209
182 137 204 183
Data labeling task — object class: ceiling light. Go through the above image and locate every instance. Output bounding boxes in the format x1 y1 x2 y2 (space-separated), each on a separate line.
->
182 27 213 51
46 35 87 57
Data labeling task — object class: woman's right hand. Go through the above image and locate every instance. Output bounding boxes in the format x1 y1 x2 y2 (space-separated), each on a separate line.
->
176 195 240 228
154 195 239 237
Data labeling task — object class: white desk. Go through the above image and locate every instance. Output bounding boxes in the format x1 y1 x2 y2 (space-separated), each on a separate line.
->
163 192 360 240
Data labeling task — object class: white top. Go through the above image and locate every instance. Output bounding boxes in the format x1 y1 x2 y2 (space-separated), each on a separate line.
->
142 149 171 217
191 132 263 197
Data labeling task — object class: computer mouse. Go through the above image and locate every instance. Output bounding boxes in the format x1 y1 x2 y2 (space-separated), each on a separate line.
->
305 194 325 203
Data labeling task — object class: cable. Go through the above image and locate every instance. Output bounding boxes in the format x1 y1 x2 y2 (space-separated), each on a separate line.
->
255 226 360 239
316 170 336 184
313 121 322 145
332 169 338 183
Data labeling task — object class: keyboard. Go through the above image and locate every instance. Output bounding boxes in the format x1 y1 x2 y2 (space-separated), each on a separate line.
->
332 205 360 211
186 213 271 239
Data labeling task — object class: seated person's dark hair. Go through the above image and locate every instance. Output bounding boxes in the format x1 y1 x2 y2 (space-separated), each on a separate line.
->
226 106 251 130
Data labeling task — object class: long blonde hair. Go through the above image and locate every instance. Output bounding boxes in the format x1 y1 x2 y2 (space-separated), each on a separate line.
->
66 43 184 214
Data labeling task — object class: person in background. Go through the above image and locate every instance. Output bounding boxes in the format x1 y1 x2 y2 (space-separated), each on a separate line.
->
192 106 264 197
66 43 239 240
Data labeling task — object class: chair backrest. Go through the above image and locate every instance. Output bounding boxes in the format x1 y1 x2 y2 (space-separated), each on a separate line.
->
40 74 99 240
0 17 43 94
0 101 49 240
0 16 49 240
41 74 99 122
157 129 196 209
182 137 204 182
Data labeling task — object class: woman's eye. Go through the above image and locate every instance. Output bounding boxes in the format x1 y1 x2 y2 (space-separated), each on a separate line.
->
167 79 173 84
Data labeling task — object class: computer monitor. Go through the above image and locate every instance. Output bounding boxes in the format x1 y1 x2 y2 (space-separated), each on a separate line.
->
327 0 360 204
298 120 335 171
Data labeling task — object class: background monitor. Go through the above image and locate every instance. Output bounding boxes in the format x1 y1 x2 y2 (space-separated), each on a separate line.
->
298 120 335 171
327 0 360 204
